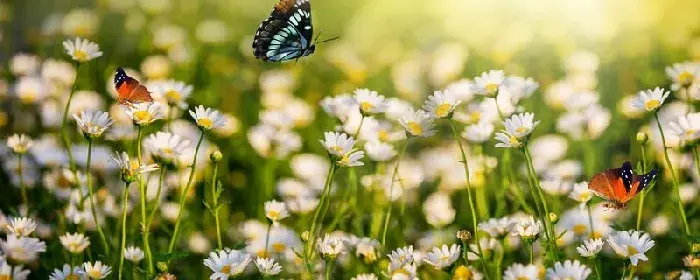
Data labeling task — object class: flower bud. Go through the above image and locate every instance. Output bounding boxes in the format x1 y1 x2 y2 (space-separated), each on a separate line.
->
456 230 472 242
301 231 310 242
549 213 559 223
210 150 223 162
157 262 168 272
637 132 648 145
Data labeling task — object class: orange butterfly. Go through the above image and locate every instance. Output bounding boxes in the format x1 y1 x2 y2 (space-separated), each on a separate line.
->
588 161 657 209
114 68 153 105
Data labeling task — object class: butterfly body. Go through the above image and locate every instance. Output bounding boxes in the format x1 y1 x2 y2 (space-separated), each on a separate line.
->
114 68 153 105
253 0 316 62
588 161 657 209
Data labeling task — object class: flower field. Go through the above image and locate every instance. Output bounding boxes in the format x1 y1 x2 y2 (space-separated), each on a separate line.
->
1 0 700 279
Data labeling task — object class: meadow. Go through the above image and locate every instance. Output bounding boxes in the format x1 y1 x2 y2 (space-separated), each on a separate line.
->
1 0 700 279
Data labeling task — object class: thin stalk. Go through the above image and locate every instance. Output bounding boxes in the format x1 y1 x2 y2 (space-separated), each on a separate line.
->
324 261 333 280
60 63 81 172
118 182 130 280
18 154 27 206
146 169 166 235
168 131 206 253
654 113 691 236
381 138 409 246
305 163 337 272
136 127 154 275
86 139 110 255
529 242 534 264
593 258 602 280
636 146 648 230
587 204 595 238
448 119 488 277
627 265 635 280
209 162 222 250
523 145 558 261
263 222 272 257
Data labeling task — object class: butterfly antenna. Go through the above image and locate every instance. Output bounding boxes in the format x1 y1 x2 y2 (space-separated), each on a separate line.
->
314 30 323 44
318 36 340 44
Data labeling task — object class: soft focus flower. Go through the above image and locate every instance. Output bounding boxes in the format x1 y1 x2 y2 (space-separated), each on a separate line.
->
423 192 456 227
60 232 90 254
14 76 47 104
365 141 397 161
73 110 114 138
399 108 436 137
320 131 365 167
144 132 190 164
316 234 345 259
568 181 594 204
512 216 542 240
203 249 252 279
124 246 144 263
462 122 494 143
0 261 30 280
254 257 282 276
354 88 387 115
422 90 461 119
452 265 483 280
351 273 379 280
423 244 461 269
140 55 171 80
503 112 539 139
6 134 33 155
111 151 159 182
472 70 506 96
503 263 539 280
607 230 655 265
152 79 193 109
196 20 230 44
189 105 227 131
546 260 591 280
61 9 99 37
125 102 164 126
49 264 84 280
666 62 700 90
576 238 604 258
82 261 111 279
668 113 700 142
467 237 500 261
264 200 289 224
494 132 522 148
631 87 670 112
6 217 36 237
62 38 102 63
1 235 46 263
479 217 516 238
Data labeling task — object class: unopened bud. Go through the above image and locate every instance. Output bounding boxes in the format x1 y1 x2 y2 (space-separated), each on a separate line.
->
157 262 168 272
210 150 223 162
549 213 559 223
456 230 472 242
636 132 648 145
692 243 700 254
301 231 310 242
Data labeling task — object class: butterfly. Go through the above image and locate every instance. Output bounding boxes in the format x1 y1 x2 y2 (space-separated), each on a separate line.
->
588 161 657 209
252 0 317 62
114 68 153 105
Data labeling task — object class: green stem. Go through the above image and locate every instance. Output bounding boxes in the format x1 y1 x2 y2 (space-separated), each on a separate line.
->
587 203 595 238
636 146 648 230
60 63 81 173
324 260 333 280
168 131 206 253
18 154 27 206
627 265 635 280
146 169 166 235
448 119 489 277
523 145 558 261
381 138 409 246
86 138 110 255
136 127 154 275
118 182 130 280
305 163 338 272
209 162 222 250
264 222 272 257
593 258 602 280
654 113 691 236
529 242 534 264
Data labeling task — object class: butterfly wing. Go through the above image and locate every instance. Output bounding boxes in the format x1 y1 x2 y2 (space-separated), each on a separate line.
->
253 0 314 62
114 68 153 104
621 169 658 203
588 169 625 203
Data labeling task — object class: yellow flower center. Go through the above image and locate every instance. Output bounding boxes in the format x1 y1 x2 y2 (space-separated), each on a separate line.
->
165 90 181 101
627 246 638 255
73 50 88 61
485 83 499 93
453 265 474 280
221 264 232 274
378 130 390 142
435 103 452 118
516 277 529 280
469 111 481 124
331 146 344 155
509 136 520 146
162 148 174 155
678 71 695 86
579 193 591 201
0 275 11 280
267 210 280 220
133 111 152 123
68 274 80 280
644 99 660 111
516 127 527 134
338 155 350 166
129 161 140 172
198 118 213 129
360 102 374 113
272 243 286 252
89 270 103 278
407 121 423 136
573 224 588 235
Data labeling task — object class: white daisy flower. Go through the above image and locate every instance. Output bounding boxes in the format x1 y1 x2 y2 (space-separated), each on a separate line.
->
0 261 31 280
354 88 387 115
62 37 103 63
467 237 500 261
338 151 364 167
316 234 345 259
320 94 357 123
668 113 700 142
143 132 191 164
423 244 461 269
503 112 540 139
124 246 144 263
110 151 159 182
666 62 700 90
472 69 506 96
49 264 85 280
540 178 573 197
73 110 114 138
10 53 40 76
479 217 517 238
1 235 46 264
453 265 484 280
351 273 379 280
422 90 462 119
264 200 289 224
6 134 34 154
151 79 193 109
320 131 357 157
512 215 542 239
254 257 282 276
125 102 165 126
568 181 594 204
546 260 591 280
631 87 670 112
81 261 111 279
354 237 381 263
501 76 539 103
189 105 227 131
462 122 494 143
365 141 397 162
494 132 522 148
59 232 90 254
503 263 539 280
203 249 252 279
399 108 436 137
607 230 655 266
6 217 36 237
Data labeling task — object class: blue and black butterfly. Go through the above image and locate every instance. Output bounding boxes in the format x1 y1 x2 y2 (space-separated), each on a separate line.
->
253 0 319 62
